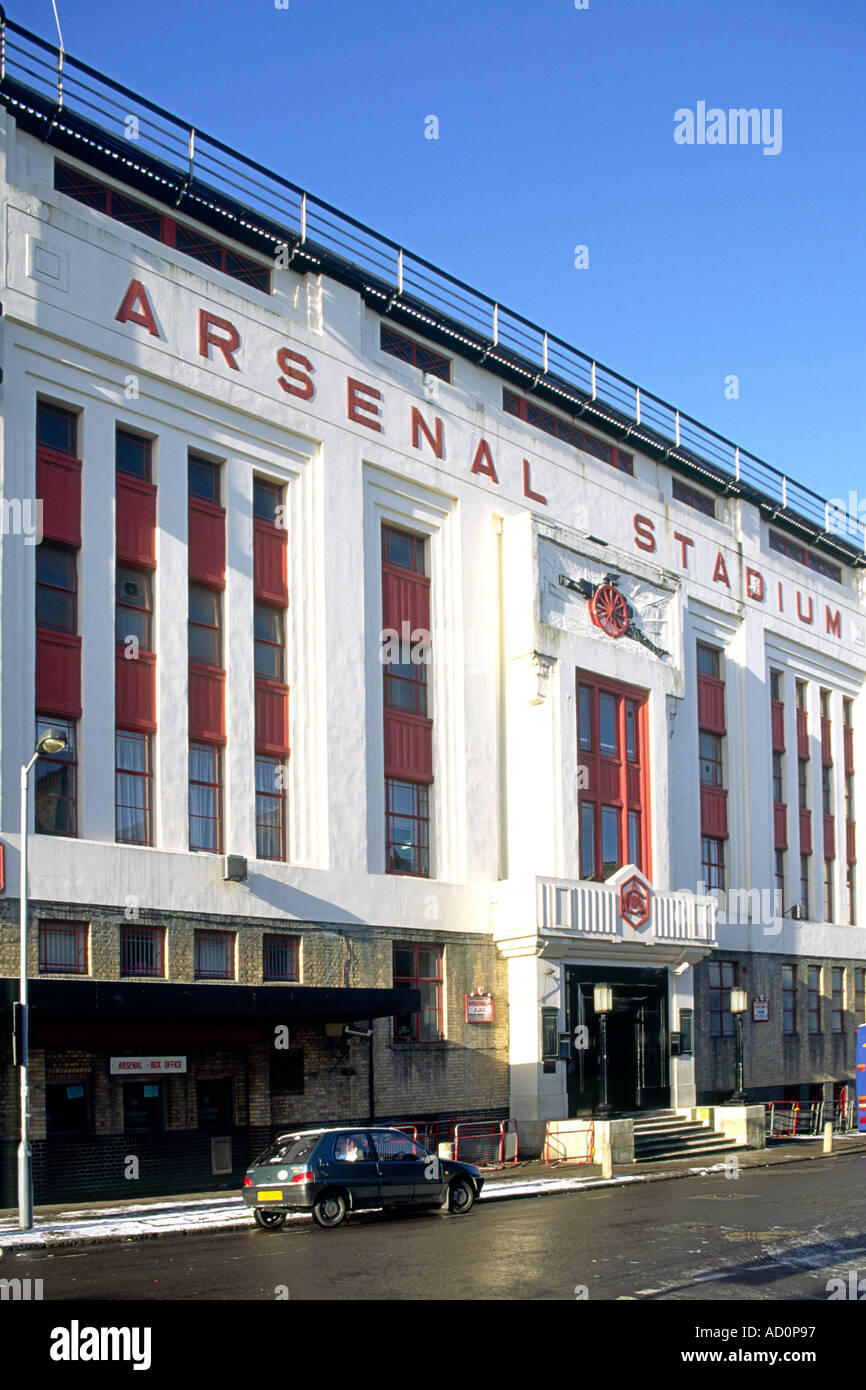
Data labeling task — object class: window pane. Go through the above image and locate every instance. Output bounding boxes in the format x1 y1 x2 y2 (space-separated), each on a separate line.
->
598 694 617 756
578 687 593 751
189 457 220 502
116 431 150 479
581 803 595 879
601 806 619 878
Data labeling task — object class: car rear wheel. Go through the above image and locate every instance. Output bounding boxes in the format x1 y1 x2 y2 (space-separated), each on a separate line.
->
253 1208 287 1231
312 1192 348 1228
448 1177 476 1215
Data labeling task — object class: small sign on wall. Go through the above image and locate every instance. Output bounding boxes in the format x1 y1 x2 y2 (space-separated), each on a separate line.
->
465 992 494 1023
752 996 770 1022
110 1056 187 1074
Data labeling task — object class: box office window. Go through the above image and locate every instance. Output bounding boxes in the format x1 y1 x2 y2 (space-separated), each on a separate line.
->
123 1080 164 1132
197 1078 234 1130
46 1082 89 1136
270 1049 304 1094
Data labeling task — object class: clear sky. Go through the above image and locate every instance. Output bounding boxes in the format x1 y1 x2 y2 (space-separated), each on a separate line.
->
18 0 866 513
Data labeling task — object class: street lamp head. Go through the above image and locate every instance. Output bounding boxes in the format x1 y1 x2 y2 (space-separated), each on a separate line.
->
730 987 749 1015
36 728 67 756
593 984 613 1014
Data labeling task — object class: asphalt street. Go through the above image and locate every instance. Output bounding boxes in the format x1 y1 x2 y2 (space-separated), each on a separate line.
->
9 1149 865 1302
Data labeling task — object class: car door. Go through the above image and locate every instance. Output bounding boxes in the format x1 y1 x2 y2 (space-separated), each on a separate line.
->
318 1131 380 1209
370 1130 444 1205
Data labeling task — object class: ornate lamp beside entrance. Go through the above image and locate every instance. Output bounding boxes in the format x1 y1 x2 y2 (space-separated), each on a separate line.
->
729 987 749 1104
593 984 614 1119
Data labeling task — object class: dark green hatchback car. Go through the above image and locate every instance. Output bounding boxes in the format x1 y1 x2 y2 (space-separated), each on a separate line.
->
243 1126 484 1229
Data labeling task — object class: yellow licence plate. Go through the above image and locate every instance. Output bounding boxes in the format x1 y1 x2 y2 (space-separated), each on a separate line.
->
258 1190 284 1201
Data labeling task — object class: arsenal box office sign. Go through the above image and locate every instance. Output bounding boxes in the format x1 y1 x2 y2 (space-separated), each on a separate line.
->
110 1056 187 1075
465 992 494 1023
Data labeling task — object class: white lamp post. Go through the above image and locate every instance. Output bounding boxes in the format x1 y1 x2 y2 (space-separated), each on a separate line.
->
729 987 749 1106
17 728 67 1229
593 984 614 1119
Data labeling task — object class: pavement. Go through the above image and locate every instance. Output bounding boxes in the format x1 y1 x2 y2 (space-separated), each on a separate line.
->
1 1131 864 1252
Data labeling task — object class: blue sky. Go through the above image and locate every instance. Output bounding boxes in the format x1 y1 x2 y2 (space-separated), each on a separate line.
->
21 0 866 511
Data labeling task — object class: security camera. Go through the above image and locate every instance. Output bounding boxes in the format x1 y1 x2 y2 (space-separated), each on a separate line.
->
343 1024 372 1039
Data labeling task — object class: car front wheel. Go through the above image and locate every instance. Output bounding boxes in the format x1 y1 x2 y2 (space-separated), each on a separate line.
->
312 1192 348 1228
448 1178 476 1215
253 1208 287 1231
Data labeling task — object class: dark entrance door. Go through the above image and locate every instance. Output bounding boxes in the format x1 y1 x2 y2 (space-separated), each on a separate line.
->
565 965 669 1115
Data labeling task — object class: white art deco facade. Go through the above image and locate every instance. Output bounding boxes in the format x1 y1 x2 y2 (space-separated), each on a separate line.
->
0 16 863 1196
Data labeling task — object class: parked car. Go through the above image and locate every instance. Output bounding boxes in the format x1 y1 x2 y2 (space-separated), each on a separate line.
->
242 1126 484 1229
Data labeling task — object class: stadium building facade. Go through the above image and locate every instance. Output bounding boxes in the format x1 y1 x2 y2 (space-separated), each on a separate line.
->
0 16 863 1198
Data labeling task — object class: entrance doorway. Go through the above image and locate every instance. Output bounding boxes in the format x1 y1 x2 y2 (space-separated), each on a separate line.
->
565 965 670 1114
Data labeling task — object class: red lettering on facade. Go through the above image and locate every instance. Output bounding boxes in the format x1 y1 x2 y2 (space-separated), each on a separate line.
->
276 347 314 400
796 591 814 625
347 377 382 431
826 607 841 637
745 567 765 602
411 407 444 459
470 438 499 483
673 531 694 569
198 311 240 370
115 279 160 337
522 459 547 505
712 552 731 587
633 514 656 553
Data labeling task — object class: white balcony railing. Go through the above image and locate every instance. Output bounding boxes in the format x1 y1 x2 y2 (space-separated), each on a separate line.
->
537 877 717 946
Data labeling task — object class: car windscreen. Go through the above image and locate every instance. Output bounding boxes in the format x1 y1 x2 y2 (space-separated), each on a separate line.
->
253 1135 319 1166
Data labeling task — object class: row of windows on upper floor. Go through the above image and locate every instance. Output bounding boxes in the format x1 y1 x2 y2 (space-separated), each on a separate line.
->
36 923 443 1045
710 959 866 1037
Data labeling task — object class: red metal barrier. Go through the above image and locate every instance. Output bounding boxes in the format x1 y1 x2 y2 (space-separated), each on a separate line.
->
544 1120 595 1165
453 1119 519 1168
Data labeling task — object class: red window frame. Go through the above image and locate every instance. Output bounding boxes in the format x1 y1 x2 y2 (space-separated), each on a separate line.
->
775 849 785 914
393 942 443 1042
769 531 842 584
55 162 271 294
189 454 221 504
503 388 633 475
189 585 223 668
699 731 724 788
831 967 844 1033
385 778 430 877
115 566 153 653
115 730 153 845
253 478 284 525
696 644 721 679
824 860 834 923
37 401 78 455
39 921 88 974
36 542 77 633
800 854 810 917
577 672 650 882
34 717 77 837
255 755 287 862
189 743 223 853
672 477 715 517
708 959 737 1037
772 750 784 803
254 604 285 682
194 929 235 980
380 324 451 382
263 933 300 981
116 430 152 481
701 836 725 892
120 925 165 977
782 963 797 1034
855 967 865 1022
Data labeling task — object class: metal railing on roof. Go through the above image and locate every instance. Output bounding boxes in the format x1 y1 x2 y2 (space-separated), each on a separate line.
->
1 10 863 558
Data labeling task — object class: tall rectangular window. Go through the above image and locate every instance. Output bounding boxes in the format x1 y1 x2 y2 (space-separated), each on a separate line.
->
696 644 721 678
116 730 153 844
385 779 430 876
255 756 287 861
824 860 834 923
800 854 810 918
699 732 723 787
39 921 88 974
188 454 221 503
37 401 78 454
194 930 235 980
822 765 833 816
855 968 865 1022
701 836 725 893
188 585 222 667
831 967 844 1033
115 566 153 651
36 543 77 632
770 670 783 702
774 850 785 914
798 760 809 809
708 960 737 1037
846 862 856 926
578 675 649 880
254 604 284 681
782 964 797 1034
120 926 165 977
253 477 283 525
772 751 784 803
189 743 222 852
807 965 821 1033
34 717 77 836
393 943 443 1042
